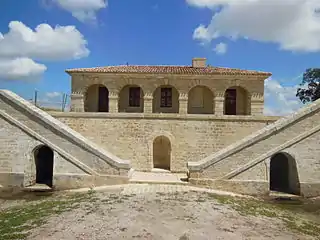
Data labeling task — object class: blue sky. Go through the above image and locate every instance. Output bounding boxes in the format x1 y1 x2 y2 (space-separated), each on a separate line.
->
0 0 319 115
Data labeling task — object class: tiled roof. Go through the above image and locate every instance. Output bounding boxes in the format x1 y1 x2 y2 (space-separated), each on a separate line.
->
65 65 272 76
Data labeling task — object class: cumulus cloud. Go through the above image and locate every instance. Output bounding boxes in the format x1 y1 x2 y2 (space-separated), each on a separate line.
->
0 58 47 81
188 0 320 52
0 21 89 61
53 0 107 23
0 21 89 81
264 78 304 116
213 42 227 54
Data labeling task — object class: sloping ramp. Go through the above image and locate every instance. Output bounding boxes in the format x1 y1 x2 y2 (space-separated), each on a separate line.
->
0 90 131 189
188 98 320 196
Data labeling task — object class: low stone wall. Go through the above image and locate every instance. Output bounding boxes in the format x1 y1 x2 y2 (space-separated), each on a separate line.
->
51 112 278 172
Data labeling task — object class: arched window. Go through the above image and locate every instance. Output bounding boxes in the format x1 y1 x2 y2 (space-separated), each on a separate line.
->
224 86 250 115
118 85 144 112
85 84 109 112
152 85 179 113
188 86 214 114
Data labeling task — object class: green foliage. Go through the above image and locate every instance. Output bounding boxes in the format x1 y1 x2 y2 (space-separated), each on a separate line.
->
296 68 320 103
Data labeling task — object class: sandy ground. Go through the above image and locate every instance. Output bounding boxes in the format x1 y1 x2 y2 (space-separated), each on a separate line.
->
21 185 317 240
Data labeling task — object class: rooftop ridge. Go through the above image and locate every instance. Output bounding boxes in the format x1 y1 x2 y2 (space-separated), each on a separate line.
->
65 64 272 76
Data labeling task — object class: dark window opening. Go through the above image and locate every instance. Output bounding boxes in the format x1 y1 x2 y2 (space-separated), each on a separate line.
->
225 89 237 115
129 87 141 107
160 88 172 108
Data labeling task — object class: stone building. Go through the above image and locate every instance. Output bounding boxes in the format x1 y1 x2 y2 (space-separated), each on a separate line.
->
64 57 272 173
0 57 319 197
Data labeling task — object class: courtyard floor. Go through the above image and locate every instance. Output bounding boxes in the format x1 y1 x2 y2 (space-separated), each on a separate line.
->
0 184 319 240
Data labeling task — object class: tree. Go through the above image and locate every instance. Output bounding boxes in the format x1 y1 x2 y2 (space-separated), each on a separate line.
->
296 68 320 103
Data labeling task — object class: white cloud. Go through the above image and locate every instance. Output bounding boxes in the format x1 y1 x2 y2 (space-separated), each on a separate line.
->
0 21 89 61
188 0 320 52
264 78 304 116
213 42 227 54
0 21 89 81
53 0 107 23
0 58 46 81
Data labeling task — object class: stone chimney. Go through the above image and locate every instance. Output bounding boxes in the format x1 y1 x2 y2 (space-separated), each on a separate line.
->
192 58 207 68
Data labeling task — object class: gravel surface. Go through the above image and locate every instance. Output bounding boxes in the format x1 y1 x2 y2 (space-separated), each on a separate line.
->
21 185 317 240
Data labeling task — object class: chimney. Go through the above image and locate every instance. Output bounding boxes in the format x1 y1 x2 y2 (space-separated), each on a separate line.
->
192 57 206 68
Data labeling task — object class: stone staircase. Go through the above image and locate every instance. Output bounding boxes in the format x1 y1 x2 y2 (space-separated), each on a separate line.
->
0 90 131 188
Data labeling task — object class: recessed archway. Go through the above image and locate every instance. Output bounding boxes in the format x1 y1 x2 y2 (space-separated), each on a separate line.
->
270 152 300 195
224 86 250 115
118 85 144 113
152 85 179 113
85 84 109 112
188 85 214 114
153 136 171 170
34 145 54 187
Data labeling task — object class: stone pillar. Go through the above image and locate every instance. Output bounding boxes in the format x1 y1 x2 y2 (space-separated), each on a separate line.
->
251 93 264 116
214 92 225 115
109 92 119 113
70 92 84 112
144 92 153 113
179 92 188 114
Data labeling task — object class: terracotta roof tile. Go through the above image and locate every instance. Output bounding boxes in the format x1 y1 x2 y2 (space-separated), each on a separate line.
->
65 65 271 76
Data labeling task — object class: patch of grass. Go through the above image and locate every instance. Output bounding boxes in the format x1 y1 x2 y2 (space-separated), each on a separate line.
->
0 191 95 240
203 193 320 238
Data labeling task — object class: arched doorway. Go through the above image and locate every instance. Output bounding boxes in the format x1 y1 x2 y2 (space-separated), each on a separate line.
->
34 145 54 187
270 152 300 195
153 136 171 170
85 84 109 112
188 85 214 114
224 86 250 115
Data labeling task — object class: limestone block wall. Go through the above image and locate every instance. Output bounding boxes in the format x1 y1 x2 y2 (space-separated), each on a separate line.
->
52 113 278 172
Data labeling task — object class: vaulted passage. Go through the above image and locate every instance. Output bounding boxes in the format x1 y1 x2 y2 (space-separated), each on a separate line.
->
153 136 171 170
34 145 54 187
270 152 300 195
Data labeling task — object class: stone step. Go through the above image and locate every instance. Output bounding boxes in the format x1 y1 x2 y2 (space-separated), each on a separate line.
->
129 171 189 185
269 191 301 200
24 184 53 192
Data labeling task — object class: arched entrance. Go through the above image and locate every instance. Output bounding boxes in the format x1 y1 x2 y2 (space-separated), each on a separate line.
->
153 136 171 170
34 145 54 187
85 84 109 112
270 152 300 195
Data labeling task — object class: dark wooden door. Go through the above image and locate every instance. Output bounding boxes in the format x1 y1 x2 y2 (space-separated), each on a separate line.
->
98 87 109 112
225 89 237 115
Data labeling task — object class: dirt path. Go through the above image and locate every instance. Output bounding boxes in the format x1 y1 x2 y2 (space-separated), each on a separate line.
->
19 185 317 240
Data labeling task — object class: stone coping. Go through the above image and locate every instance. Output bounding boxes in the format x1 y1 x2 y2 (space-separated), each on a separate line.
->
50 112 280 122
188 99 320 171
0 90 131 170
